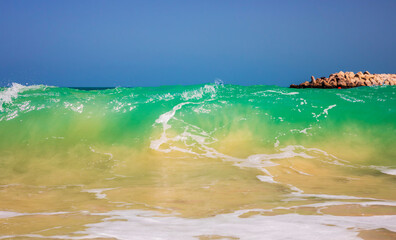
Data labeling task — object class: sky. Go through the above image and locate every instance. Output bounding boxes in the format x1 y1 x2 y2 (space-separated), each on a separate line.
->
0 0 395 87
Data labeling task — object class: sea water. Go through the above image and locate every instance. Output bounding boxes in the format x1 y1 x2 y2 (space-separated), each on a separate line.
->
0 83 395 239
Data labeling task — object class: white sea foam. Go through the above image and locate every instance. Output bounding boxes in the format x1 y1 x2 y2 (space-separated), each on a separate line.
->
181 84 218 101
323 104 337 115
381 169 396 176
5 110 18 121
299 126 312 134
153 93 175 102
288 200 396 209
64 102 84 113
0 211 25 219
262 90 299 95
0 83 45 112
256 175 277 184
312 104 337 120
76 209 396 240
232 146 313 172
0 83 27 112
287 185 378 201
337 93 365 103
193 105 211 113
369 166 396 176
150 102 196 151
289 165 311 176
5 200 396 240
0 211 70 219
82 188 115 199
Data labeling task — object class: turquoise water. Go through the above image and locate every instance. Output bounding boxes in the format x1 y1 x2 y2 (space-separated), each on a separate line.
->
0 82 396 239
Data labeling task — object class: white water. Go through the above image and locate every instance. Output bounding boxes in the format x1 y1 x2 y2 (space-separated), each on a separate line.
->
81 210 396 240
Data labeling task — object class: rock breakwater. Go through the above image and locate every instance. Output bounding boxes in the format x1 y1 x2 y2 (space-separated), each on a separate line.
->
290 71 396 88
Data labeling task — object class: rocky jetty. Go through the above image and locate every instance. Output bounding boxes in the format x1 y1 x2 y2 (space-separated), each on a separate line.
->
290 71 396 89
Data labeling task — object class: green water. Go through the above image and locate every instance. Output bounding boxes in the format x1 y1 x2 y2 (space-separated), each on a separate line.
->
0 83 396 239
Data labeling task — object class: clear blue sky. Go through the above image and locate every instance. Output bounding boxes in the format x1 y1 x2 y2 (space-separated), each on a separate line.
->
0 0 395 87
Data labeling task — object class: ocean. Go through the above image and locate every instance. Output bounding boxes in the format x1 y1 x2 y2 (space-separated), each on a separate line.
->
0 82 396 239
